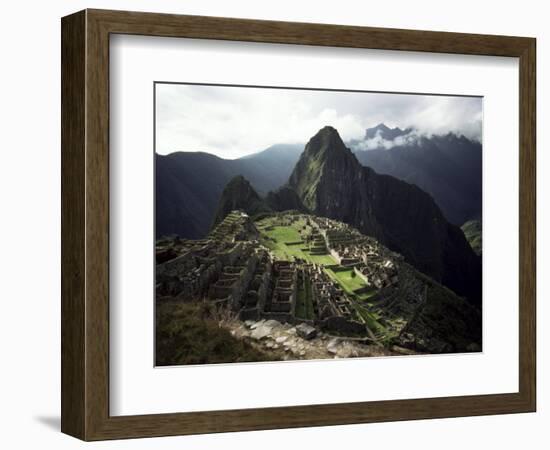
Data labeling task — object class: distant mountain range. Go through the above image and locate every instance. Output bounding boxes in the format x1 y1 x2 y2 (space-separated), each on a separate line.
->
362 122 413 141
156 144 302 239
156 123 481 240
212 127 481 306
351 123 482 226
212 175 271 226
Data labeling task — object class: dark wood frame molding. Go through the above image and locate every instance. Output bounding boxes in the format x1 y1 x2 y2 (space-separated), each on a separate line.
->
61 9 536 441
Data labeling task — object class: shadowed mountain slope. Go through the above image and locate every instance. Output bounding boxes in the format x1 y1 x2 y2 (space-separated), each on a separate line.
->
353 128 482 225
155 145 302 239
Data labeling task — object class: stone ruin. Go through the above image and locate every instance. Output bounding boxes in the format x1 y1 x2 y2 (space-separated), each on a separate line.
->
155 210 408 339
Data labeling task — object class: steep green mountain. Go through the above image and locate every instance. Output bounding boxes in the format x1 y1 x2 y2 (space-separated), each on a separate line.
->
286 126 481 306
212 176 272 227
461 220 482 255
352 127 482 225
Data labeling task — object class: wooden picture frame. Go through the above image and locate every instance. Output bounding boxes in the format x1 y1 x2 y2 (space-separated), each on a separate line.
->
61 9 536 441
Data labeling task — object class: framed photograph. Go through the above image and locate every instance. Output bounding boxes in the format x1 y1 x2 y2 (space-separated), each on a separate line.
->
61 9 536 440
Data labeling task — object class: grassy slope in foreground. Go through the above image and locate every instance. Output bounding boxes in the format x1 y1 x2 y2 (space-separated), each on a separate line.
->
156 301 276 366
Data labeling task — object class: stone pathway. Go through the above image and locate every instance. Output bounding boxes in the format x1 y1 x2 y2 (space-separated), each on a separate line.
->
225 319 397 361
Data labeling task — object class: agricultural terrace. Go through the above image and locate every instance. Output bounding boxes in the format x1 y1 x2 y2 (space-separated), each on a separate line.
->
256 216 337 265
324 267 377 301
255 215 377 303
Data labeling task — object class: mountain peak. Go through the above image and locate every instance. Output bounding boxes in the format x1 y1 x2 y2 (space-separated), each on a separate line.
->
312 125 344 142
318 125 339 135
288 127 360 211
365 123 409 141
373 122 391 131
212 175 270 227
304 126 351 158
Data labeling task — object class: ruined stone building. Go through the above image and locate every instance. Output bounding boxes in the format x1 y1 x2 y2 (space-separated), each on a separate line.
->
155 210 404 338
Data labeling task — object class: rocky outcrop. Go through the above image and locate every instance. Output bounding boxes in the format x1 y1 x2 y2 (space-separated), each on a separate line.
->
296 323 317 340
229 319 396 360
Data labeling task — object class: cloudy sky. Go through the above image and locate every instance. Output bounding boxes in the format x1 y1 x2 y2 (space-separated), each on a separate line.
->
155 83 482 159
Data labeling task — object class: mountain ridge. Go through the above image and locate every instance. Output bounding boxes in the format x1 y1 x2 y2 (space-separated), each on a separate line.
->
156 123 481 236
364 123 412 140
353 131 482 225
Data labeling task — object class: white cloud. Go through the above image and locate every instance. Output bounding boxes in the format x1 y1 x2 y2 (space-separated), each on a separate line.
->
155 84 482 158
352 129 423 151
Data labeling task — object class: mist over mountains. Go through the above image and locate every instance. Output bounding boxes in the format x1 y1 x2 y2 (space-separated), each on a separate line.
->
351 123 482 225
